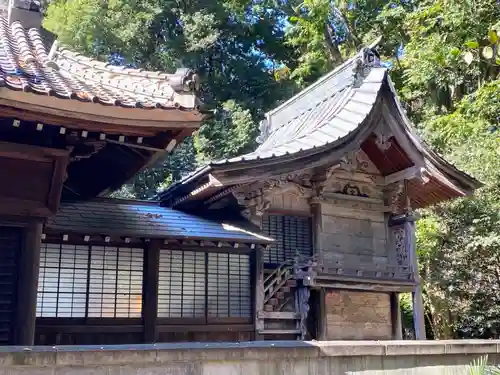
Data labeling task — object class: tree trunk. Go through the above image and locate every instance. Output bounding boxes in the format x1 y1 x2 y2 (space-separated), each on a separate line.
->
323 23 343 63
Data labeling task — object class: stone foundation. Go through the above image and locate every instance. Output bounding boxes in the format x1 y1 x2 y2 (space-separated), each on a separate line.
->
1 341 500 375
325 290 392 340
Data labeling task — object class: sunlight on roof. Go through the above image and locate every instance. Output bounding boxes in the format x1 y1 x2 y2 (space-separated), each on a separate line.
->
221 223 274 242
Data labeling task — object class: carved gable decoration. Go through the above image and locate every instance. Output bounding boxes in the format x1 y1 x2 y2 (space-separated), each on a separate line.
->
315 148 383 200
234 173 313 220
339 149 380 175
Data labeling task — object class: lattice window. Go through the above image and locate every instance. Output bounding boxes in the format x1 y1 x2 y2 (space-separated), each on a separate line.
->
88 246 143 318
157 250 206 318
37 244 143 318
158 250 251 319
37 244 88 317
207 253 251 318
262 214 313 264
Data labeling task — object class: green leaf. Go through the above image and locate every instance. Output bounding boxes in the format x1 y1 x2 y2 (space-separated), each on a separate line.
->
469 355 488 375
450 47 461 56
465 40 480 48
463 51 474 65
488 30 498 44
289 16 299 22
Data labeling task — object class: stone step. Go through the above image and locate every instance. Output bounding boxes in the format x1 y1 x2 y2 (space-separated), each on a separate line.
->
275 291 285 300
258 329 301 335
263 304 274 312
258 311 300 319
280 286 291 293
268 298 279 306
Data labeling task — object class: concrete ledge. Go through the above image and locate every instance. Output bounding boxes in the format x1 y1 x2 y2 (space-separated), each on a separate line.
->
0 340 499 366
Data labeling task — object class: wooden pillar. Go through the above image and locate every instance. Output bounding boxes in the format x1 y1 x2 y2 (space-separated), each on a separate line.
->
390 292 403 340
15 221 43 346
317 288 327 340
143 240 160 343
405 217 426 340
254 248 264 340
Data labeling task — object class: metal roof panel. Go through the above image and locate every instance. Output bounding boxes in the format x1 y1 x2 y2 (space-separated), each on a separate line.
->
46 199 273 244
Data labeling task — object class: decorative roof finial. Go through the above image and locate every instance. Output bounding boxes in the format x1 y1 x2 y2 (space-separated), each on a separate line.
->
352 47 381 88
256 116 271 144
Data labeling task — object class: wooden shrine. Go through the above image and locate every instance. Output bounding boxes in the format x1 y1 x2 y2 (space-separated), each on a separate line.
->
0 0 270 346
0 0 483 346
159 41 482 341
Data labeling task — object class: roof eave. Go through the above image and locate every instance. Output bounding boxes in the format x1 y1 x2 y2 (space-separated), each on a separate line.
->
384 75 484 194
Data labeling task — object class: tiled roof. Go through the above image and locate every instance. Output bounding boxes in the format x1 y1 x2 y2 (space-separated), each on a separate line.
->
46 199 274 244
214 45 384 164
215 67 384 164
0 16 200 110
158 39 482 208
157 45 385 201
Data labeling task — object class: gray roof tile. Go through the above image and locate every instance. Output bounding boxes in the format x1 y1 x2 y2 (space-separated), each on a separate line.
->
0 16 200 110
46 199 273 244
211 49 386 166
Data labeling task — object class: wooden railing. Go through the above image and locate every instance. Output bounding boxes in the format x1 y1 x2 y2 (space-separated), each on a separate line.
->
263 254 318 304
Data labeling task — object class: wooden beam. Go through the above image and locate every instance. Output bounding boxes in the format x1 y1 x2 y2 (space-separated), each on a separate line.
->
311 281 415 293
384 166 420 185
0 92 202 128
257 311 301 319
157 324 254 333
317 288 327 340
142 241 160 343
390 292 403 340
106 139 165 152
15 221 43 345
313 273 416 287
254 249 264 340
406 218 427 340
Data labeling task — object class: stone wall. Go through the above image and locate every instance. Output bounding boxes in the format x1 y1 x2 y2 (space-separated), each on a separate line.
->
325 290 392 340
2 341 500 375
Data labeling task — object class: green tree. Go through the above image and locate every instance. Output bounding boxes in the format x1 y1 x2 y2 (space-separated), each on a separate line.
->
44 0 299 195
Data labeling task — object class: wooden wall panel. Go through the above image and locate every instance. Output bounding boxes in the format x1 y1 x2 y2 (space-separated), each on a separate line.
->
0 157 52 202
158 330 253 343
0 142 69 216
0 226 23 345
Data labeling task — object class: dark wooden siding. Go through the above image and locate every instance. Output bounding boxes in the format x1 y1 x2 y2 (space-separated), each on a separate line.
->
0 226 22 345
261 214 313 264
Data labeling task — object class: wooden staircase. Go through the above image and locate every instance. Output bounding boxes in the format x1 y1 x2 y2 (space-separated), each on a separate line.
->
256 255 316 339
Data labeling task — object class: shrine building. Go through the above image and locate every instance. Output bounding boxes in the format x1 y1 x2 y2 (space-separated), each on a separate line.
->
0 0 481 346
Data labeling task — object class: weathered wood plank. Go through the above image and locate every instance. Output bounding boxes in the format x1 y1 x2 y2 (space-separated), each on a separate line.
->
254 249 265 339
143 240 160 343
406 217 426 340
257 311 300 319
390 292 403 340
15 221 43 345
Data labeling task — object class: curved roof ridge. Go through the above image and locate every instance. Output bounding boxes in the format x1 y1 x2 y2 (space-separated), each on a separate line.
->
56 47 199 91
265 37 382 120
